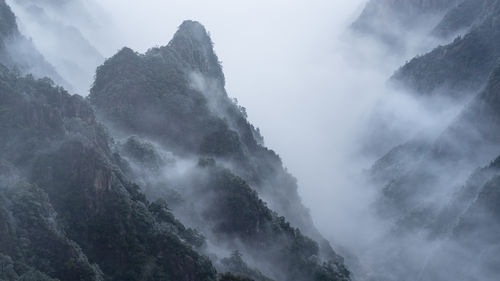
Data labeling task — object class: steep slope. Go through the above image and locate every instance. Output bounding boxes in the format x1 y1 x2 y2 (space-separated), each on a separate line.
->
89 21 350 281
431 0 492 38
0 66 219 281
359 63 500 281
409 155 500 281
8 0 105 94
90 20 318 239
0 0 69 90
374 63 500 222
392 0 500 98
352 0 460 49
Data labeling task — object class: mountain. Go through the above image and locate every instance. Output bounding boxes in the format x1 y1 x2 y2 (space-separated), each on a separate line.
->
374 62 500 221
8 0 105 94
432 0 492 38
352 0 460 50
89 20 350 281
0 11 352 281
357 1 500 279
0 0 69 90
391 0 500 98
0 64 221 280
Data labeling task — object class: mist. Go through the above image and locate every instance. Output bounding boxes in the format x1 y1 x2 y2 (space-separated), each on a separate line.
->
6 0 494 280
89 2 462 280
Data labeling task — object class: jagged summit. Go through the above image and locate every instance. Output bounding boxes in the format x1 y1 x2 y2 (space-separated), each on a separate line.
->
89 20 350 281
166 20 225 84
174 20 211 43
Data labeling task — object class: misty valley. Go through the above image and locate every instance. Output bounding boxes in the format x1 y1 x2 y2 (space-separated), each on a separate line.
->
0 0 500 281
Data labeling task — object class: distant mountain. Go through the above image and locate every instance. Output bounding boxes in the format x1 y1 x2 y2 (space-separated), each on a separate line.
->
0 0 69 90
356 1 500 279
432 0 492 38
8 0 105 94
367 51 500 281
89 20 350 281
392 0 500 98
375 62 500 220
352 0 460 50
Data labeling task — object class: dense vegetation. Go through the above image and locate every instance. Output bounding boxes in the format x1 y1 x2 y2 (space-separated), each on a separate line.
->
0 65 220 281
89 20 350 281
0 3 351 279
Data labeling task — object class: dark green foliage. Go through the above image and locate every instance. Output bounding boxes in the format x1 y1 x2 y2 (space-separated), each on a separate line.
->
121 136 172 171
89 20 350 281
220 251 274 281
149 199 206 248
0 174 104 281
184 164 349 281
0 253 59 281
219 273 255 281
199 123 244 158
0 67 218 281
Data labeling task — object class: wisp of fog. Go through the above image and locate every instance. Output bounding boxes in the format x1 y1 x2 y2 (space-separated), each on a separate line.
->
7 0 480 280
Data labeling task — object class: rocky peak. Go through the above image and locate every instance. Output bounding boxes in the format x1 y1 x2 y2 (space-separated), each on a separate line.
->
174 20 211 43
167 20 225 85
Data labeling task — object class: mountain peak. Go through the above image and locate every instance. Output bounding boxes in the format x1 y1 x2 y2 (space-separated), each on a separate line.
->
169 20 213 51
176 20 210 42
167 20 224 84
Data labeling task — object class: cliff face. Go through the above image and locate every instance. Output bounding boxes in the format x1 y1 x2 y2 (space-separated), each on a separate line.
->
89 20 350 281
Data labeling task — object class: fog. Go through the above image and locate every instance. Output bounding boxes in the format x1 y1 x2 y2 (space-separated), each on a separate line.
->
8 0 492 280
